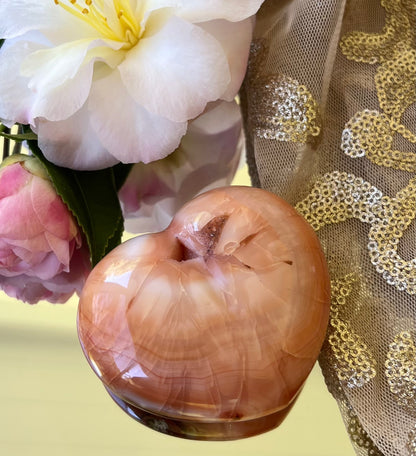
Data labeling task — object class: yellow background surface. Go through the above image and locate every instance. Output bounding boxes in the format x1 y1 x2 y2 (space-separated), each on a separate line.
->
0 163 355 455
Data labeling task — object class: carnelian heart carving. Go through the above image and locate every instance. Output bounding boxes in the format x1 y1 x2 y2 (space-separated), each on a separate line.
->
77 186 330 440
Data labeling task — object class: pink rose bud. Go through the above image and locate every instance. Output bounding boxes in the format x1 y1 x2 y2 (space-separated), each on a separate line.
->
0 155 91 304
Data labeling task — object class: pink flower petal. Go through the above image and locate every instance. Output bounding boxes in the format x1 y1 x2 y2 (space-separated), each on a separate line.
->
0 159 92 304
0 243 91 304
120 100 243 233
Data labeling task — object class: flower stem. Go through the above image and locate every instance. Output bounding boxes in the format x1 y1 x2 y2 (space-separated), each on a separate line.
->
1 125 10 160
12 125 23 155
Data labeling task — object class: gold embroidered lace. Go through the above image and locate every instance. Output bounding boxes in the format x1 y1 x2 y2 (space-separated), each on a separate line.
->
241 1 416 454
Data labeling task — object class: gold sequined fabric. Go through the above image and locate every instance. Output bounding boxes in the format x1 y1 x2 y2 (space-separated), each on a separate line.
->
241 1 416 454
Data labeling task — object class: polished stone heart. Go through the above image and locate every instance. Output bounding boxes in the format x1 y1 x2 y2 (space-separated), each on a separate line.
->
77 186 330 440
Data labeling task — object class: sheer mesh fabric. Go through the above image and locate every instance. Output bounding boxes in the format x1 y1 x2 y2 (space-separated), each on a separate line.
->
241 1 416 454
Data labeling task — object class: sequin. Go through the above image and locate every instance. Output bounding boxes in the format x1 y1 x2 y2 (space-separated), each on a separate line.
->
341 110 416 172
340 0 415 66
346 409 384 456
340 0 416 172
296 174 416 295
241 0 416 452
244 40 321 144
326 274 376 387
408 425 416 456
318 355 384 454
385 331 416 415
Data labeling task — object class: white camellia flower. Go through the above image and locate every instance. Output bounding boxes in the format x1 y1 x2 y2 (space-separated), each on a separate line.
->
0 0 264 170
119 99 244 234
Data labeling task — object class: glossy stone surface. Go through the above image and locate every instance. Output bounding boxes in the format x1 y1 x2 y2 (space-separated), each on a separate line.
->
77 186 330 440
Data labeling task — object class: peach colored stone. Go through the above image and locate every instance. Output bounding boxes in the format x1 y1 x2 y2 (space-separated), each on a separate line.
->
77 186 330 440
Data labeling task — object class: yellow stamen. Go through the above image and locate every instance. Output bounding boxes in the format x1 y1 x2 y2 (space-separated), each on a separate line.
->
53 0 141 49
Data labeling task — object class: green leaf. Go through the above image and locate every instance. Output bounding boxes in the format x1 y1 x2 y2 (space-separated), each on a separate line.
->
106 213 125 253
0 39 4 50
71 169 124 265
112 162 133 191
0 125 38 142
25 135 125 266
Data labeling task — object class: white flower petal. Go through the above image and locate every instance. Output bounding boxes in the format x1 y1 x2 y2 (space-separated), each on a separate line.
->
30 61 94 122
180 101 243 169
0 0 104 42
21 37 123 88
16 40 94 122
89 70 187 164
0 40 38 125
1 0 257 172
120 100 243 234
0 37 124 125
0 0 61 38
21 39 94 91
119 15 230 122
36 105 119 170
199 18 254 101
144 0 264 22
186 100 243 140
19 38 124 122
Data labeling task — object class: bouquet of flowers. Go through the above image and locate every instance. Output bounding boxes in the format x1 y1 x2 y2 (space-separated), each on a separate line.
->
0 0 264 304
